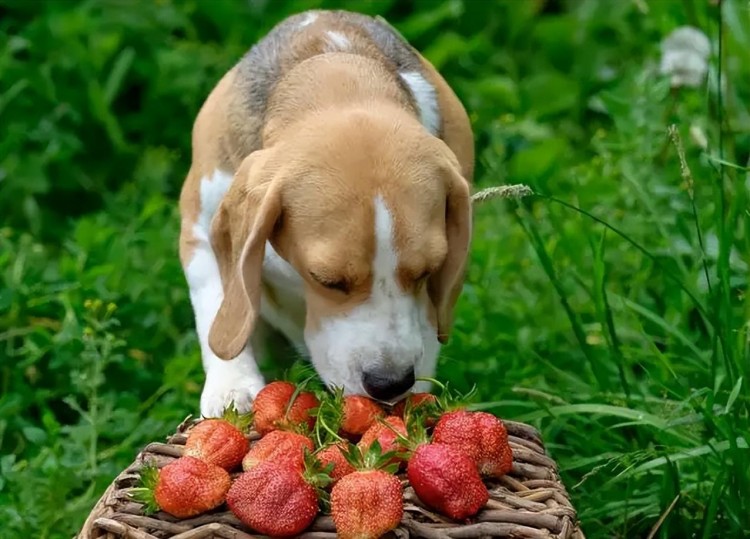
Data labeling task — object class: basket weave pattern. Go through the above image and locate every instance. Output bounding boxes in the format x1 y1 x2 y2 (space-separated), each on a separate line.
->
77 417 585 538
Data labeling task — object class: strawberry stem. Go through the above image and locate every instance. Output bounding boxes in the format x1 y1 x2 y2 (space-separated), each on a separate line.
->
375 416 422 454
311 386 345 447
283 377 310 419
415 378 478 412
415 376 446 391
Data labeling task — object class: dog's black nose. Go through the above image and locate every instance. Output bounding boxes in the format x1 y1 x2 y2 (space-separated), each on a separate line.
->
362 367 415 402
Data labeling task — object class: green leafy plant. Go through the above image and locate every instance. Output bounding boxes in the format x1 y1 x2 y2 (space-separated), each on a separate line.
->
1 0 748 538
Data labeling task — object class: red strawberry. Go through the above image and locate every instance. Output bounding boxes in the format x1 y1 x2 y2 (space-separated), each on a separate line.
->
432 410 513 477
340 395 385 438
407 442 488 520
242 430 314 472
331 470 403 539
357 416 409 465
252 380 319 435
131 456 230 518
184 414 250 470
393 392 439 426
227 460 319 537
316 442 356 484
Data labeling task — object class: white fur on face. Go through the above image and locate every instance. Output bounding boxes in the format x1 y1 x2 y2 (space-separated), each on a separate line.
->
185 170 265 417
399 71 441 136
305 195 439 399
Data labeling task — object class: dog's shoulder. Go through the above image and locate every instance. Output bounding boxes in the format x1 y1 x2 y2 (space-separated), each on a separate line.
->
232 10 438 133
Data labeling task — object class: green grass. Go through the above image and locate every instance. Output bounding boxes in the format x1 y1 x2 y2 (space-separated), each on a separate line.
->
1 0 748 537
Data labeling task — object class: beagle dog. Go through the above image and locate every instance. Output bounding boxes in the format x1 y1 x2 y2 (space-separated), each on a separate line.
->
178 9 474 418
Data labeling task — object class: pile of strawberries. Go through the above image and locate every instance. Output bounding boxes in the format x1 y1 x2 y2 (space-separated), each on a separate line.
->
130 379 514 539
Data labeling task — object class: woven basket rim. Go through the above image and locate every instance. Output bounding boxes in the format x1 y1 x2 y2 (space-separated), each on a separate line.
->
77 416 586 539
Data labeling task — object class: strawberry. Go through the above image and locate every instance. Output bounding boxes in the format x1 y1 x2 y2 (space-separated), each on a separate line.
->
357 416 409 465
392 392 439 426
340 395 385 438
130 456 230 518
331 469 403 538
330 439 403 538
407 442 488 520
227 459 319 537
184 408 252 470
242 429 314 472
316 442 356 485
252 380 319 435
432 410 513 478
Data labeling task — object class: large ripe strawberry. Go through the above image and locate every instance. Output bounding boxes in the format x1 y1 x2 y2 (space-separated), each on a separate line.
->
340 395 385 438
242 429 314 472
330 438 403 538
315 442 356 485
357 416 409 465
392 392 439 427
227 459 320 537
331 469 403 539
184 408 252 470
252 380 319 435
130 456 231 518
432 410 513 478
407 442 488 520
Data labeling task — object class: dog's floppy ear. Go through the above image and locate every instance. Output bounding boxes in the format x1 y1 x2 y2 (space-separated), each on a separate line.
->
429 160 472 344
208 150 282 360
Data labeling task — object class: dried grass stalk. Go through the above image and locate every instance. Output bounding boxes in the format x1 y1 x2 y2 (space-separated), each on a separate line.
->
471 184 534 204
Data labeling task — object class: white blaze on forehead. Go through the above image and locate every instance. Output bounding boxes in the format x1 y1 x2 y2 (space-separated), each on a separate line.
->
372 195 401 301
304 194 440 397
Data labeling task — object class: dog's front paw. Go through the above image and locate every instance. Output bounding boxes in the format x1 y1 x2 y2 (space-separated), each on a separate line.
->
200 374 265 418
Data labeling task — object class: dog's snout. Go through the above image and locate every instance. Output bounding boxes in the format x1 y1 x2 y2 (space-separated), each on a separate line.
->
362 367 415 402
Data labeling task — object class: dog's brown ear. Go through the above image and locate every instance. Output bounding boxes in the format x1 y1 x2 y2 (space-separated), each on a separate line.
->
429 162 472 344
208 150 282 360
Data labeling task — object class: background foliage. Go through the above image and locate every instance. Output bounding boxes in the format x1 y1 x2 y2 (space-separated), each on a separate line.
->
1 0 748 537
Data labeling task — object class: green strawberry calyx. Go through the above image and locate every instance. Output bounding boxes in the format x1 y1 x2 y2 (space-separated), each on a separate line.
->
399 393 441 428
310 386 346 447
302 447 335 512
217 401 254 433
128 462 161 515
415 377 478 413
273 377 319 438
377 409 433 456
341 439 400 475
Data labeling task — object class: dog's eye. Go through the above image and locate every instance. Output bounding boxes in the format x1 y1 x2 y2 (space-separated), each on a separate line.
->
310 271 350 294
323 279 350 293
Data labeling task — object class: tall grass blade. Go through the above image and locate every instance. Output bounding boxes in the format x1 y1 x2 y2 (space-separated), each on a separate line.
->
591 230 630 397
537 193 711 322
515 207 610 389
646 494 680 539
699 468 726 539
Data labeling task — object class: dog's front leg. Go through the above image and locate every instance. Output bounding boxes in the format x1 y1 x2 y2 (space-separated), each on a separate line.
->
183 221 266 418
189 251 266 416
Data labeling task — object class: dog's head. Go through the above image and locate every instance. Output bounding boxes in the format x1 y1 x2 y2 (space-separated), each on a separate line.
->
208 106 471 402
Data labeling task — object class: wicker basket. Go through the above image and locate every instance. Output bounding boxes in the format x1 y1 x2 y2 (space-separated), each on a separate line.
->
77 416 585 539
